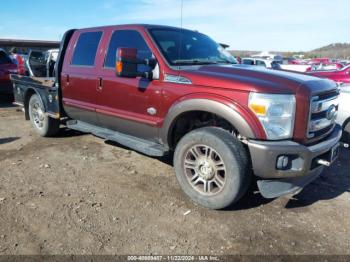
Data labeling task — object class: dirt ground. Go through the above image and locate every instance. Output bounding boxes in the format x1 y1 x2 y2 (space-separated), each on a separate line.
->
0 97 350 256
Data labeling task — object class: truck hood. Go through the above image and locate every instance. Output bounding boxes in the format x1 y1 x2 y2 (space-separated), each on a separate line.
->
180 64 336 95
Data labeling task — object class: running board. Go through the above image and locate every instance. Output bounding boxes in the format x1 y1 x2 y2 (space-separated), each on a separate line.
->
66 120 167 157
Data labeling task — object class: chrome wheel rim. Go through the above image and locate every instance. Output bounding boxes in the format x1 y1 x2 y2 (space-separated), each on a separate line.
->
31 102 45 130
183 144 226 196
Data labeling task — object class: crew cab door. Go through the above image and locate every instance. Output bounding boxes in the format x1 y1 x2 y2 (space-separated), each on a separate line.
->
96 29 162 141
61 30 103 125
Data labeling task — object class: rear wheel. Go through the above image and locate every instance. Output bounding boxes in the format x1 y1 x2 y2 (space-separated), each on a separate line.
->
28 94 59 137
174 127 251 209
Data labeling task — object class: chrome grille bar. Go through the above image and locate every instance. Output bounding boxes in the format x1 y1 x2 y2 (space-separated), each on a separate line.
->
307 93 339 138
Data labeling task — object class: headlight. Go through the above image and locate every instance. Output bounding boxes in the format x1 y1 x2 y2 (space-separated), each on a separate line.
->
248 93 296 140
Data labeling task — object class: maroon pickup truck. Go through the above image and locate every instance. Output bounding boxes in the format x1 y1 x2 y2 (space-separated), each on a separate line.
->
11 24 341 209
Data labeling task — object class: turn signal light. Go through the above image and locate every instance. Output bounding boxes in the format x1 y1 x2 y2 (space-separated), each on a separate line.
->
116 61 123 75
249 104 266 116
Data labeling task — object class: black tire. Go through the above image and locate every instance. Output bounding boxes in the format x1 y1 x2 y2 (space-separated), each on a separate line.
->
28 94 60 137
341 120 350 143
174 127 251 209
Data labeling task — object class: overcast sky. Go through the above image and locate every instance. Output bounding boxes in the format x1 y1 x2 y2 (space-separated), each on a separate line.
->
0 0 349 51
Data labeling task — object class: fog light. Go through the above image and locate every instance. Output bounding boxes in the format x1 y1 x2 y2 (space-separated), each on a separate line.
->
276 155 290 170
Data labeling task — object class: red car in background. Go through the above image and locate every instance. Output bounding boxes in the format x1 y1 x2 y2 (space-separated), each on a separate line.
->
9 48 27 75
307 65 350 84
0 49 18 95
309 58 330 65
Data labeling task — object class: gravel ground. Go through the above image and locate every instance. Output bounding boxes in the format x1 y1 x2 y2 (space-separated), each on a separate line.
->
0 98 350 256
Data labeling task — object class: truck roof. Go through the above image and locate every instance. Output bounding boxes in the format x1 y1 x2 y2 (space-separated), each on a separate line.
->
74 24 197 32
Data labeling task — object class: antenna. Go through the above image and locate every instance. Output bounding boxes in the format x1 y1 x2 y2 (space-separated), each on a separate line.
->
177 0 184 72
180 0 183 29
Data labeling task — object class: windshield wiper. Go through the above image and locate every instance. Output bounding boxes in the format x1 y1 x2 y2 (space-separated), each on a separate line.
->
214 59 237 64
172 59 218 65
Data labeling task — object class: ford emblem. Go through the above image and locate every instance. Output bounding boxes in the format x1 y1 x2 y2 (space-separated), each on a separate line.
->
326 105 337 120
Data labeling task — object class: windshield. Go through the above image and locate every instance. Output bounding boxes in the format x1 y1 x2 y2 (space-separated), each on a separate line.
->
149 28 237 66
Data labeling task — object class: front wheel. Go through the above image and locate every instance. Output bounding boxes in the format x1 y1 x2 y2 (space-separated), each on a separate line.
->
174 127 251 209
28 94 60 137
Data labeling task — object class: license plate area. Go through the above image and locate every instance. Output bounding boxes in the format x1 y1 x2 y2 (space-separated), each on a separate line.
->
330 143 340 163
311 143 340 168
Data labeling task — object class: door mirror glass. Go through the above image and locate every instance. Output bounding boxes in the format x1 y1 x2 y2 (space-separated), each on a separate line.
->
115 47 156 79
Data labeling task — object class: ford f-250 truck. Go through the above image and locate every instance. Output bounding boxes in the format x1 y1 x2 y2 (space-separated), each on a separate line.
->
11 24 342 209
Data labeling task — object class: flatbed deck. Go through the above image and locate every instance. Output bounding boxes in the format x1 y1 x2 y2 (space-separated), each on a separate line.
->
11 75 55 88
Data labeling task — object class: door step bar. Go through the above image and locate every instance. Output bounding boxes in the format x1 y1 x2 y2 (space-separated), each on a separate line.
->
66 120 168 157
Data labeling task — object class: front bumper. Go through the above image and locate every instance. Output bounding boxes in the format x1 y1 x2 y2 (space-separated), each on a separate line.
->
248 124 342 179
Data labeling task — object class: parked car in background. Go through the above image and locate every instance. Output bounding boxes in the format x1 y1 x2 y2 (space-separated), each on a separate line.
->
278 64 311 72
337 84 350 141
307 65 350 84
9 47 27 75
26 49 59 77
308 58 330 65
0 49 18 95
251 51 283 63
11 24 341 209
308 63 344 71
241 57 312 72
241 57 281 69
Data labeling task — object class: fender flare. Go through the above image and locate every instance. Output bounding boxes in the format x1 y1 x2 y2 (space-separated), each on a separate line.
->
160 97 263 148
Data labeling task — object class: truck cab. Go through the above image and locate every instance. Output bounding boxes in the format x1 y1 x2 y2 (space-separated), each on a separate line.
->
11 24 342 209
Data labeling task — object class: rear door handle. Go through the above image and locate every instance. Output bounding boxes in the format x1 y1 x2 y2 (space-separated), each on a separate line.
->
97 77 103 91
66 74 70 85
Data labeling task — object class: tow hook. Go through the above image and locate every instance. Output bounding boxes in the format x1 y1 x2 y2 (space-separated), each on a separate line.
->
340 142 349 148
317 159 331 167
317 142 348 167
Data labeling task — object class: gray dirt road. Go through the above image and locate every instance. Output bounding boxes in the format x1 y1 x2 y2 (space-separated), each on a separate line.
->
0 99 350 255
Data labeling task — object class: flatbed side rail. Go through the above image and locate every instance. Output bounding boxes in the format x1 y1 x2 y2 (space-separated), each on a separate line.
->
10 74 61 120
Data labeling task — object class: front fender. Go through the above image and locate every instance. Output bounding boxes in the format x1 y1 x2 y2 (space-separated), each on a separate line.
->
160 96 266 147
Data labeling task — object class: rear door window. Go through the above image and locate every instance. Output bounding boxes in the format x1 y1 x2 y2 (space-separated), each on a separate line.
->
104 30 152 72
71 31 102 66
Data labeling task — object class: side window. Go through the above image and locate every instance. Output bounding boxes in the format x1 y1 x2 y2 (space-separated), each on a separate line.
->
71 31 102 66
104 30 152 71
256 60 266 67
242 59 253 65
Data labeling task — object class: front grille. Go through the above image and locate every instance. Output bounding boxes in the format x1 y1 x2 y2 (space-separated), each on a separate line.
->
307 91 339 139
